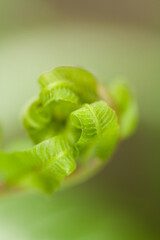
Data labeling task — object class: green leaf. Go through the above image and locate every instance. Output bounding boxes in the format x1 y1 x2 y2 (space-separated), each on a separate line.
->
40 81 80 106
70 101 119 161
0 136 77 193
109 80 138 139
23 81 80 144
38 67 98 103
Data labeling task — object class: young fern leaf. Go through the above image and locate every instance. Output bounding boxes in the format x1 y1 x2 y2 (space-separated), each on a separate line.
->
109 80 138 139
0 67 138 193
0 136 77 193
70 101 119 161
39 67 98 103
23 82 80 144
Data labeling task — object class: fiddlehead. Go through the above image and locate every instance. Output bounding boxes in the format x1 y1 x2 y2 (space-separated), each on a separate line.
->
0 67 138 194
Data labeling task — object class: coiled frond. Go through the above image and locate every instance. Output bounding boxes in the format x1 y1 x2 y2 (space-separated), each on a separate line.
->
0 67 138 193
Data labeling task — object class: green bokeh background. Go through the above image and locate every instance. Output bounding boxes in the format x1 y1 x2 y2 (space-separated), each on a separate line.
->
0 1 160 239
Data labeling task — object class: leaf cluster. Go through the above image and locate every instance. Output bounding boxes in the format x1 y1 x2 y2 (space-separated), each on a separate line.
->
0 67 138 193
